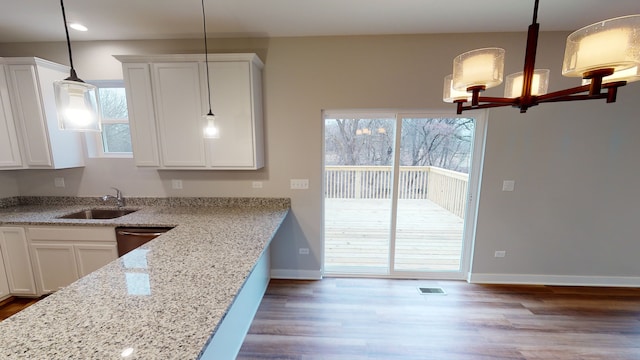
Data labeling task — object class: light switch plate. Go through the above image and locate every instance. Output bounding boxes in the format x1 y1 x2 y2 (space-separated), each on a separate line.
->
54 177 65 188
502 180 515 191
171 179 183 190
252 181 263 189
290 179 309 190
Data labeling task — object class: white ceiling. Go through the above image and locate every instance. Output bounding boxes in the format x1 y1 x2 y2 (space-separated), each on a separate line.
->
1 0 640 43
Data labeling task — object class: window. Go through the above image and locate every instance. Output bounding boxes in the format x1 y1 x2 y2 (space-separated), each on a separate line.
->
88 80 132 157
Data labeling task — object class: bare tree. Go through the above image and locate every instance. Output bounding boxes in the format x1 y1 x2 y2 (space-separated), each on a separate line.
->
325 118 394 166
326 116 473 173
99 88 132 153
400 117 473 172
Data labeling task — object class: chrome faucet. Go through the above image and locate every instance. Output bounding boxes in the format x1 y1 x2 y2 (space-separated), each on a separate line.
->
102 187 125 208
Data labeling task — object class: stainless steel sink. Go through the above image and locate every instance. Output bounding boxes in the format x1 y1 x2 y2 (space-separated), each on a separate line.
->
59 209 138 220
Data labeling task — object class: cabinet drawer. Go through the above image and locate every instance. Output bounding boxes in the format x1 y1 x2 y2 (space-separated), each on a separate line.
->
28 226 116 242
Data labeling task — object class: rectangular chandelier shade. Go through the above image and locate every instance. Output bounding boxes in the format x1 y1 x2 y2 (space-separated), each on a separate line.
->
443 74 472 103
563 15 640 77
504 69 550 98
452 47 505 91
582 66 640 85
54 80 101 132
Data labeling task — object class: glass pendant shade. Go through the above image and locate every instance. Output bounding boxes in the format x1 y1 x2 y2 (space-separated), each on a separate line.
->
203 113 220 139
563 15 640 77
55 0 101 132
443 74 472 102
504 69 550 98
54 79 101 131
452 47 505 91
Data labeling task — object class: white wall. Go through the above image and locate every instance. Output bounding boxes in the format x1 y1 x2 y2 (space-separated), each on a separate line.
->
2 32 639 284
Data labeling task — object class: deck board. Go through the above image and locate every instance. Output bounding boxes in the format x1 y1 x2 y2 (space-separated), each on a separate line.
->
324 198 464 273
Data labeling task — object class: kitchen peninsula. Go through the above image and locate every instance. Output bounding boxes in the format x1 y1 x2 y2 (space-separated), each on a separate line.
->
0 196 289 359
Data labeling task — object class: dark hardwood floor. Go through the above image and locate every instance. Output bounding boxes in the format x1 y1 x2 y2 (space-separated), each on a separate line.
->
3 279 639 359
0 296 42 321
237 278 640 360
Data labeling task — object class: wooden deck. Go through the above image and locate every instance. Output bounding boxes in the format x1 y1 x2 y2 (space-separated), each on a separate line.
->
324 198 464 274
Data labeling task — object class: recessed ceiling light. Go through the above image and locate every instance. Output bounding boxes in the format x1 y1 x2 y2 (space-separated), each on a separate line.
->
69 23 88 32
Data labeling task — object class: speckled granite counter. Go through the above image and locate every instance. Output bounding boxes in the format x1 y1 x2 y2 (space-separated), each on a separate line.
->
0 197 290 359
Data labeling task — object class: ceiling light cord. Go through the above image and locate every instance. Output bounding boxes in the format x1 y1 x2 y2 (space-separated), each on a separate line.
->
59 0 81 82
202 0 214 116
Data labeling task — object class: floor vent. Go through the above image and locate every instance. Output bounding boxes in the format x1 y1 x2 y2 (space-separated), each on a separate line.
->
417 287 446 295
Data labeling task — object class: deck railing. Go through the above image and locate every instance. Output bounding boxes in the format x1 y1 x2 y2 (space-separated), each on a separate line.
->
325 165 468 218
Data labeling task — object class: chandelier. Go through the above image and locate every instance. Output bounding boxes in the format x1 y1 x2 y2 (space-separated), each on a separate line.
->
443 0 640 114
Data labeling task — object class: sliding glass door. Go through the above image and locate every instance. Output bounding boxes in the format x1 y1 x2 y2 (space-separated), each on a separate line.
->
323 111 483 279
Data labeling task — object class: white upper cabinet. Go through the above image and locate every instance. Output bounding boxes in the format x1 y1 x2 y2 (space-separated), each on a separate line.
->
0 57 85 170
0 64 22 169
121 63 160 166
115 54 264 170
153 62 207 168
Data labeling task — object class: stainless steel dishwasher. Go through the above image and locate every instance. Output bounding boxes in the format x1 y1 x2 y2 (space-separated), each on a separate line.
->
115 227 174 256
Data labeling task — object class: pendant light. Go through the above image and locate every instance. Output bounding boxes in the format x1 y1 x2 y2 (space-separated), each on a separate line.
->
201 0 220 139
53 0 101 131
444 0 640 114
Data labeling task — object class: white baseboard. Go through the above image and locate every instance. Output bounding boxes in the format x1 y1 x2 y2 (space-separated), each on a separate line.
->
469 273 640 287
270 269 322 280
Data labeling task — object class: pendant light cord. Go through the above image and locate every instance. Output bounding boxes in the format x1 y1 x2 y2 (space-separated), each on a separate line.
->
532 0 539 24
202 0 214 115
59 0 79 80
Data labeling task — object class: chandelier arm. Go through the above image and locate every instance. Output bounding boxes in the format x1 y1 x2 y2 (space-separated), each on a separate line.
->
475 96 520 104
607 87 618 103
536 94 608 104
457 102 514 114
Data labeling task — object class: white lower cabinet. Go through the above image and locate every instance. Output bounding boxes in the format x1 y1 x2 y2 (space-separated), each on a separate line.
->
75 244 118 277
30 243 78 294
0 248 10 300
28 226 117 294
0 227 37 295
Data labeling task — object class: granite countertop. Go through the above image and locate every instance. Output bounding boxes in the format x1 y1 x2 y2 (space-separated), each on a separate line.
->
0 196 290 359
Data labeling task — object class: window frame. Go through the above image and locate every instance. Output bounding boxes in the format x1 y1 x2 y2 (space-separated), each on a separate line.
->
86 80 133 158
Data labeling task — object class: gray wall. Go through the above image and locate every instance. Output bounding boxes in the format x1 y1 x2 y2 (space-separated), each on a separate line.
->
0 172 18 197
2 31 639 283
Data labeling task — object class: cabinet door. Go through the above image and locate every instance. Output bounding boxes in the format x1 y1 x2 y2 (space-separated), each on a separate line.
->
0 66 22 169
0 248 10 300
152 62 206 167
0 227 36 295
6 64 52 167
75 243 118 277
31 243 78 293
32 63 85 169
205 61 263 169
123 63 160 166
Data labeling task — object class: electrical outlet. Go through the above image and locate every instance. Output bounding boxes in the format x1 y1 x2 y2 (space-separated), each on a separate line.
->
252 181 263 189
299 248 310 255
54 177 65 188
502 180 515 192
171 179 183 190
494 250 506 258
290 179 309 190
